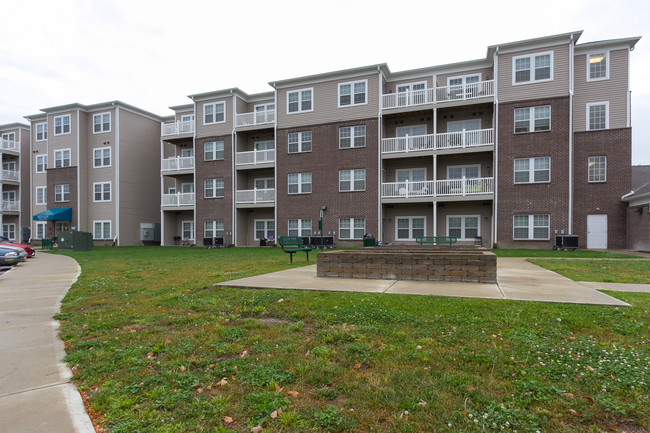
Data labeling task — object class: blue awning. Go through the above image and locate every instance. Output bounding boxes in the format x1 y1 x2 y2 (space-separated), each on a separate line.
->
33 208 72 221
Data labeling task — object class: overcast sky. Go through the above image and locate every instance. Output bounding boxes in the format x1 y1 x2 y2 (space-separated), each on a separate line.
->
2 0 648 164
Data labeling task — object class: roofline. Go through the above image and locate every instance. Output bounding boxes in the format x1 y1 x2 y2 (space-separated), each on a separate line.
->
168 103 194 112
488 30 583 54
0 122 30 130
575 36 642 52
35 100 164 120
270 63 388 88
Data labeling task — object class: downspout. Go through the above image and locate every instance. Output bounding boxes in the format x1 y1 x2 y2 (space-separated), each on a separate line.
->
272 85 278 243
568 35 575 234
113 103 120 245
231 90 236 246
29 122 33 241
377 66 383 244
493 47 499 247
18 127 22 238
159 129 164 246
76 108 81 230
433 107 437 236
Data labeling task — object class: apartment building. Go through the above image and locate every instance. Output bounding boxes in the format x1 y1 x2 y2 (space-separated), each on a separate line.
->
25 101 163 246
0 123 30 242
160 31 639 250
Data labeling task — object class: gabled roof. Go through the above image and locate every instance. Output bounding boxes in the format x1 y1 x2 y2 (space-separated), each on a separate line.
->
26 101 163 121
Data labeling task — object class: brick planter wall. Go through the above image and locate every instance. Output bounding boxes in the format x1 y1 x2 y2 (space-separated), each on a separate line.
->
316 246 496 283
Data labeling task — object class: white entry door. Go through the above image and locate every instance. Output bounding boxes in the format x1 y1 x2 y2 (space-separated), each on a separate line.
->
587 214 607 249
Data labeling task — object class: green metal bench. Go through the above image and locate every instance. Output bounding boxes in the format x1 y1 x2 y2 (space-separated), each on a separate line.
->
415 236 457 245
278 236 313 264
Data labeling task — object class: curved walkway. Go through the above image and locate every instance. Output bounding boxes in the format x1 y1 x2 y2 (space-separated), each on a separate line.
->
0 253 94 433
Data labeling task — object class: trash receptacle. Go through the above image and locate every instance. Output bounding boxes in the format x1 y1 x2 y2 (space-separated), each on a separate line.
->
363 233 376 247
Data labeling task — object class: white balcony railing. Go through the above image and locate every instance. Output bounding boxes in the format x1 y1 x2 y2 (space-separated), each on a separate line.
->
0 139 19 152
382 128 493 154
0 170 20 182
381 177 494 199
381 80 494 110
235 149 275 166
236 110 276 128
161 156 194 172
161 120 195 137
1 200 20 212
236 188 275 204
162 193 194 207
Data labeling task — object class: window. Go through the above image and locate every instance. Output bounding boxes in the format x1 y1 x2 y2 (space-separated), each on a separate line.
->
447 216 480 240
204 141 225 161
36 123 47 141
2 224 16 240
396 82 427 106
288 131 312 153
396 217 426 240
2 161 15 172
447 165 479 179
288 219 311 237
339 169 366 191
35 222 47 240
93 182 111 202
513 214 550 240
255 220 275 240
255 178 274 190
182 221 194 240
514 106 551 133
204 178 224 198
54 149 71 168
588 156 607 182
54 115 71 135
287 88 313 113
2 191 15 202
36 187 47 205
339 80 367 107
93 112 111 133
288 173 312 194
204 220 225 238
93 147 111 168
93 221 112 240
448 74 481 98
55 184 70 202
513 52 553 84
588 52 609 81
514 157 551 183
339 126 366 148
2 132 15 142
255 103 275 123
587 102 609 130
204 102 225 124
339 218 365 240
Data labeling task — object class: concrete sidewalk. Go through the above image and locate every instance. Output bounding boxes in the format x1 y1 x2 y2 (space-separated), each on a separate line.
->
0 253 94 433
218 257 641 306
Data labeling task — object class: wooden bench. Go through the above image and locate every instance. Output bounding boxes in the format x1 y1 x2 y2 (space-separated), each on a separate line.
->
415 236 457 245
278 236 313 264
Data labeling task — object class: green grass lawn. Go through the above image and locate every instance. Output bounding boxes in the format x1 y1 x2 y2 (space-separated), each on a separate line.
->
55 247 649 433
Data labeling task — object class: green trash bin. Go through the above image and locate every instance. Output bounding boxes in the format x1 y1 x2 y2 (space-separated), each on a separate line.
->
363 235 376 247
42 238 52 250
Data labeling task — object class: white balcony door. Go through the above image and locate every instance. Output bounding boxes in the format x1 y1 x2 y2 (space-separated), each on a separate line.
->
396 168 427 195
2 161 16 171
181 183 194 193
587 214 608 249
2 191 16 201
255 178 274 190
181 148 193 158
396 82 426 106
182 221 194 240
448 119 481 145
255 104 275 123
255 141 275 151
396 125 427 137
180 114 194 133
448 74 481 98
447 165 480 179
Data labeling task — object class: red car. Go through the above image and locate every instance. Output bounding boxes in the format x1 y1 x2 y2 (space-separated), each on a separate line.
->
0 242 35 258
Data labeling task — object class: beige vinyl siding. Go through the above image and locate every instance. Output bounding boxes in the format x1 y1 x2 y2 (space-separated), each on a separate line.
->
436 67 494 86
196 98 233 138
236 97 248 116
117 109 163 245
385 76 434 94
498 44 570 103
48 111 79 166
277 72 380 129
86 109 117 231
77 111 89 232
573 48 629 131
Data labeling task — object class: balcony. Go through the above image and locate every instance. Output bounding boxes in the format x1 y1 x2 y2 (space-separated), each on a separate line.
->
235 149 275 168
381 177 494 201
382 129 494 155
161 156 194 173
235 188 274 206
162 193 194 208
235 110 275 128
381 80 494 110
161 120 194 137
0 139 19 152
0 170 20 182
1 200 19 212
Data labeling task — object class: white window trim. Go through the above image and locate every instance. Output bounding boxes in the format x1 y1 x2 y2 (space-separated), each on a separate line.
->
203 102 226 125
254 219 275 241
396 81 427 92
395 216 427 241
93 220 112 240
513 214 550 240
512 51 554 85
446 164 480 179
53 114 71 136
288 173 312 195
446 215 481 241
204 140 225 161
587 51 609 82
588 156 607 183
514 105 551 133
182 220 195 240
35 155 48 173
288 218 312 237
93 182 112 202
586 101 610 130
513 157 551 184
286 88 314 114
92 112 111 134
93 147 111 168
338 217 365 240
338 79 368 108
54 148 71 168
339 125 367 149
204 178 224 198
2 223 16 241
204 220 225 238
446 73 482 86
54 184 70 202
288 131 312 154
35 122 47 141
35 222 47 240
339 169 366 192
36 186 47 205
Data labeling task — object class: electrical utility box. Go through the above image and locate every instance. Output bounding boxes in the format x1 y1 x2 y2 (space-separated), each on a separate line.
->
57 231 93 251
140 223 161 245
